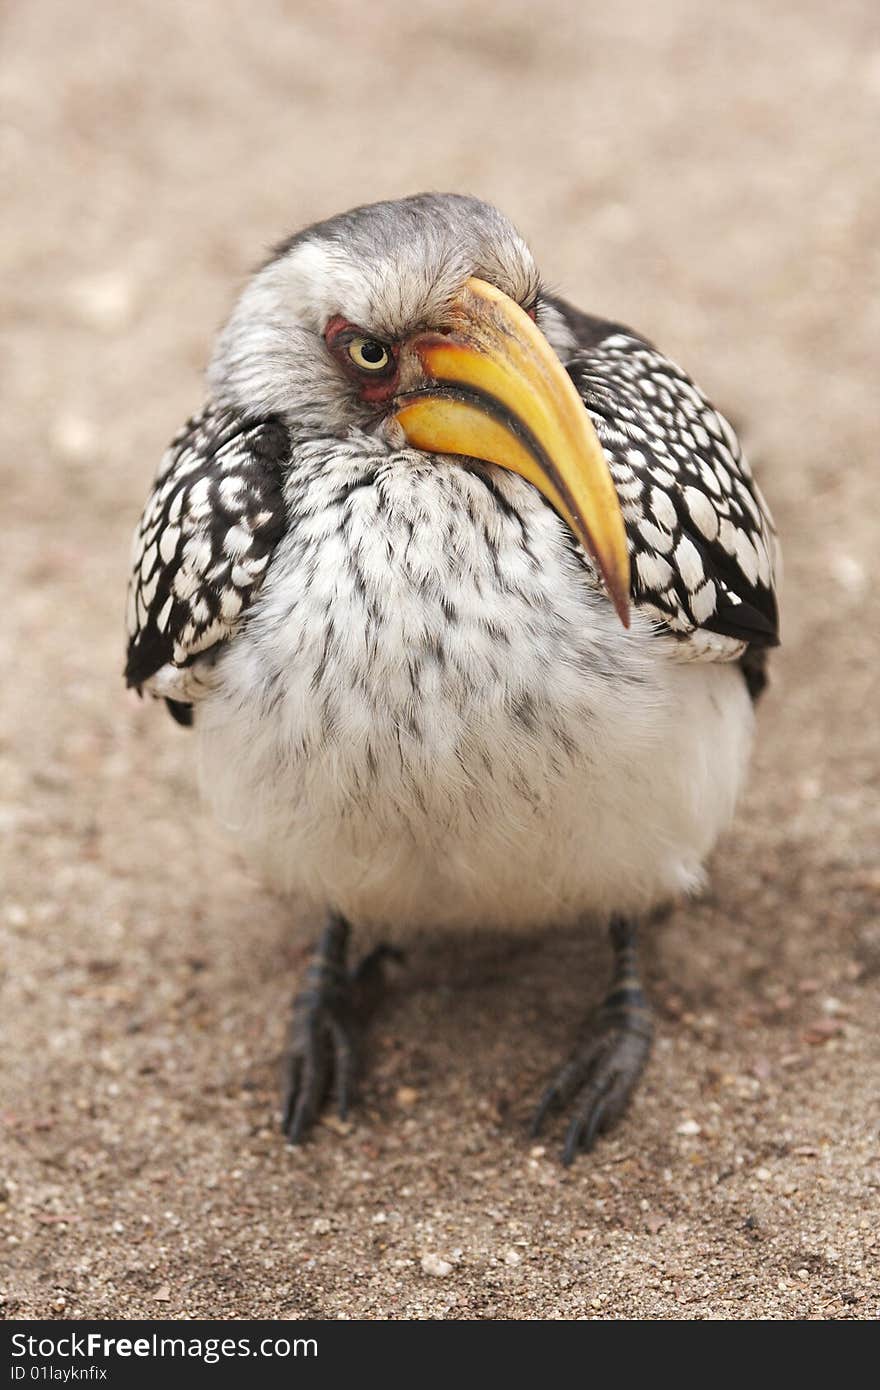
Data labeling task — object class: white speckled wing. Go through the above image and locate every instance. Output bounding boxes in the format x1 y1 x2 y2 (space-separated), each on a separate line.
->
549 299 780 663
125 404 289 705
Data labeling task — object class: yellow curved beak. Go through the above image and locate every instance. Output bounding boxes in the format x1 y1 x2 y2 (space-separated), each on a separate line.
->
393 277 630 627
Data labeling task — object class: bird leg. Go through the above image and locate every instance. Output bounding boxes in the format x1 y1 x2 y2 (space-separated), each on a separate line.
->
281 912 402 1145
532 916 653 1165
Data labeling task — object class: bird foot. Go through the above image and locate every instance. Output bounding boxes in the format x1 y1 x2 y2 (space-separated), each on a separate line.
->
531 917 653 1165
281 913 402 1145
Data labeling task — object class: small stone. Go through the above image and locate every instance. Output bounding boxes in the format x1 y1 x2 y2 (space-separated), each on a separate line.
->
821 997 844 1016
153 1285 171 1302
645 1212 666 1235
755 1167 772 1182
780 1053 809 1069
504 1249 522 1266
803 1019 844 1045
395 1086 420 1108
321 1115 352 1135
312 1217 331 1235
421 1253 453 1277
677 1119 701 1136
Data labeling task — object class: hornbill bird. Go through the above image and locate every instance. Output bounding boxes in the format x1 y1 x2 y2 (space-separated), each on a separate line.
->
125 194 779 1164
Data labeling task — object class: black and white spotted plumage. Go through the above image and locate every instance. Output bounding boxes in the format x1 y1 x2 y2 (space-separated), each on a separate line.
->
551 300 778 657
125 406 288 714
126 303 778 719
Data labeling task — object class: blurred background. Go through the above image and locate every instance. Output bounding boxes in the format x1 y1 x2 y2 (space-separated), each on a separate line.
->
2 0 878 1320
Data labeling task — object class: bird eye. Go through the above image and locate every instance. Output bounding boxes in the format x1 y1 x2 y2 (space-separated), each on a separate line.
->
347 337 391 372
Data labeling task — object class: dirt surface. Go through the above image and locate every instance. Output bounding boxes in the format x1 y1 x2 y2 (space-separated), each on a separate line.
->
2 0 879 1321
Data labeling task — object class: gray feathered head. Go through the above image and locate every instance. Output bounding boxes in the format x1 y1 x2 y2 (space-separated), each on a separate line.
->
208 193 630 623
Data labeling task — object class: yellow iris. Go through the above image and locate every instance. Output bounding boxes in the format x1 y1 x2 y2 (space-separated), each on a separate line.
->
348 337 391 372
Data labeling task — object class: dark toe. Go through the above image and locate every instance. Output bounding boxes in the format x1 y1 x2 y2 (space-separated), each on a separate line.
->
280 923 401 1145
282 1010 337 1144
533 1022 652 1164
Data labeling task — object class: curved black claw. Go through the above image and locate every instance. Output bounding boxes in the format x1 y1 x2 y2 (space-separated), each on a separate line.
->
281 914 402 1146
532 1018 653 1165
531 916 653 1165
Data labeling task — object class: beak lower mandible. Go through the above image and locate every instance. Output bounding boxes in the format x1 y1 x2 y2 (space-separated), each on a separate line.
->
393 277 630 628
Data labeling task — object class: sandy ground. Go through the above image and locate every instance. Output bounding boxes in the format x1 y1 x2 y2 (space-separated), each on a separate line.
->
2 0 879 1321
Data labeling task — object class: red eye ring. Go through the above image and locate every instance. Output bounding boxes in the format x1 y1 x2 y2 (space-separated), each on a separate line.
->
324 317 401 401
